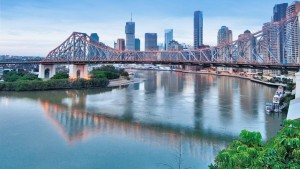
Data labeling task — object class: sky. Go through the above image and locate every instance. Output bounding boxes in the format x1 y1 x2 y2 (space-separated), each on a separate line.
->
0 0 296 56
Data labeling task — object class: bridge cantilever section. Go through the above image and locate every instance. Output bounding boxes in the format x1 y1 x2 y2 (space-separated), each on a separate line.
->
1 11 300 77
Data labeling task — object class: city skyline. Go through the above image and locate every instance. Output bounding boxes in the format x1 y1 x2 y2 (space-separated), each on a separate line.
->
0 0 296 56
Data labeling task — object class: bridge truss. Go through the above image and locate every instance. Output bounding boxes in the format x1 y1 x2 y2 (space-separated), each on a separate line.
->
43 12 300 70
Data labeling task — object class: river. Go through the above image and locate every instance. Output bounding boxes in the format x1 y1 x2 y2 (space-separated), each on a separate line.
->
0 70 286 169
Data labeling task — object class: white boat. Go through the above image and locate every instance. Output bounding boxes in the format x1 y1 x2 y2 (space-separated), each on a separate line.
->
275 86 284 98
265 102 273 113
273 95 280 104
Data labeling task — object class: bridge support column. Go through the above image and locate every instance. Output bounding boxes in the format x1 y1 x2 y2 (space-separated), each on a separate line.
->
295 70 300 99
38 64 56 79
69 64 89 79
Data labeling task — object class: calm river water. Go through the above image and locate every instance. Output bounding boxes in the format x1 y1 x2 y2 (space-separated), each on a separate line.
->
0 70 286 169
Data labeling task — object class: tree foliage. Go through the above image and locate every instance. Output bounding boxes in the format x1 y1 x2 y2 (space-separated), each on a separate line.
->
3 71 40 82
0 78 109 91
51 72 69 79
210 120 300 169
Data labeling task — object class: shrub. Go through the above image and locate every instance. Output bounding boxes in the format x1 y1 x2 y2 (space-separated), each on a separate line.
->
210 120 300 169
0 78 109 91
51 72 69 79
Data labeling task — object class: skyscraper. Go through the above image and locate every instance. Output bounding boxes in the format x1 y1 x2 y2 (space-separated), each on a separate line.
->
117 39 125 51
125 16 135 50
135 38 140 51
286 1 300 63
238 30 256 62
273 3 288 22
194 11 203 49
273 3 288 63
164 29 173 50
89 33 99 56
90 33 99 44
145 33 158 51
217 26 232 45
262 22 280 63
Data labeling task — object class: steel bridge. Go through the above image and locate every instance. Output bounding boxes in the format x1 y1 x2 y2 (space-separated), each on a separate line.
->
1 11 300 73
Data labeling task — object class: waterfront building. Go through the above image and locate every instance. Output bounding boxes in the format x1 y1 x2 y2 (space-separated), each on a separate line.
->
164 29 173 50
117 39 125 51
167 40 183 51
217 26 232 45
286 1 300 64
145 33 158 51
194 11 203 49
125 18 135 50
135 38 140 51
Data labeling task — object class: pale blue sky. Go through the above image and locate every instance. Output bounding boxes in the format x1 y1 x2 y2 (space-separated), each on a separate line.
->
0 0 296 56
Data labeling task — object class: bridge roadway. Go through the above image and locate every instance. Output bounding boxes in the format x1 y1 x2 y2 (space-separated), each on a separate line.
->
1 60 300 71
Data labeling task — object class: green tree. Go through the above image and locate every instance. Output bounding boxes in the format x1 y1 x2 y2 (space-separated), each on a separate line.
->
210 120 300 169
51 72 69 79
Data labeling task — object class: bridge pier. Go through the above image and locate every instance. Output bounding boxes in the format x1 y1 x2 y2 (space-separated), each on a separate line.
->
296 70 300 99
38 64 56 79
69 64 89 79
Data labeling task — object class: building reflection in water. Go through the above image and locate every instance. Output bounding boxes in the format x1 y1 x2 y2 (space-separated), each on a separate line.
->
0 70 284 163
41 99 226 162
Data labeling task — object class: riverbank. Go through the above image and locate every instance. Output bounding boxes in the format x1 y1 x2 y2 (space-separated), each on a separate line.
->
175 69 286 87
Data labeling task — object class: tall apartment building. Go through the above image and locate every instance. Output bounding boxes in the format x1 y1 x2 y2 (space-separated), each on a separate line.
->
274 3 288 63
135 38 140 51
262 22 279 63
164 29 173 50
286 1 300 64
117 39 125 51
145 33 158 51
194 11 203 48
217 26 232 45
125 20 135 50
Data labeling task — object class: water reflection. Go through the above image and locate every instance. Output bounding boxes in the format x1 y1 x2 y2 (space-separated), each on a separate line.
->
0 71 286 167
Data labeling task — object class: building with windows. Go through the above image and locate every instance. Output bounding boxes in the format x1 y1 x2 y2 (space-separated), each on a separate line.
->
285 1 300 64
167 40 183 51
135 38 140 51
238 30 256 62
164 29 173 50
274 3 288 63
145 33 158 51
90 33 99 44
273 3 288 22
125 21 135 50
217 26 232 45
194 11 203 49
89 33 99 56
117 39 125 51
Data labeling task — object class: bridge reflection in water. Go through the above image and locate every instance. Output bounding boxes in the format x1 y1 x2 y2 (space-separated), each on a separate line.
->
40 94 226 162
0 71 286 166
